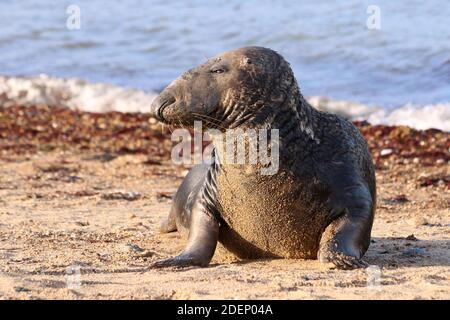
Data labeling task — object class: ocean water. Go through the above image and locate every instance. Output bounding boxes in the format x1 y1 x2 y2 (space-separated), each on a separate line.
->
0 0 449 130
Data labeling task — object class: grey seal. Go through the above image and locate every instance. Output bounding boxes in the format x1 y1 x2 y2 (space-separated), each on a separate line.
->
150 46 376 269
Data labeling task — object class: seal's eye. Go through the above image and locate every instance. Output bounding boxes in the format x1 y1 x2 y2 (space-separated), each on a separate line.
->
210 68 226 74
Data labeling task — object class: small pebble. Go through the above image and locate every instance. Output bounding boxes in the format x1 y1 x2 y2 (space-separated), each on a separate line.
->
414 216 429 226
102 191 141 201
120 243 144 253
405 234 418 241
135 250 157 258
74 221 89 227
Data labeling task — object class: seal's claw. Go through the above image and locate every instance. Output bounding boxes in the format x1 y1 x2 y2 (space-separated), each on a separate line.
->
150 254 206 269
319 250 368 270
331 254 369 270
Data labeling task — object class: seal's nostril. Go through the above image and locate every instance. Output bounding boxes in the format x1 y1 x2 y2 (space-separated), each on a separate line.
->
152 94 175 122
158 95 176 121
161 96 176 109
157 105 165 122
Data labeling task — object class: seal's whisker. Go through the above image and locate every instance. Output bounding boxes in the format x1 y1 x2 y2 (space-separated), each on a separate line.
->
165 122 175 134
193 112 224 125
196 117 225 130
191 113 227 130
192 116 220 129
190 114 217 127
193 116 217 128
177 117 188 130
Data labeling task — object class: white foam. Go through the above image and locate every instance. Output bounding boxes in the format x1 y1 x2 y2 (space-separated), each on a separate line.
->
0 75 448 131
365 103 450 131
0 74 157 113
308 96 450 132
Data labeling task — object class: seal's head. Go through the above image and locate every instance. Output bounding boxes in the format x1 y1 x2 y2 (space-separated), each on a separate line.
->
150 46 296 129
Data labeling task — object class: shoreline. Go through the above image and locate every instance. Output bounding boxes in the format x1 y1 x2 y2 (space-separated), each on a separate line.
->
1 75 449 131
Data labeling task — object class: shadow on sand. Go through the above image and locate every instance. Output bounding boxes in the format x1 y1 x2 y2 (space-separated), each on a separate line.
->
365 237 450 268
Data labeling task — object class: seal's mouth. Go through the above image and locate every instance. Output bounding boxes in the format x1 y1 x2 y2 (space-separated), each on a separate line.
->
150 93 176 122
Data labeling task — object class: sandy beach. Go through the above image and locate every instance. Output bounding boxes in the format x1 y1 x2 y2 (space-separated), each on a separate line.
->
0 105 448 300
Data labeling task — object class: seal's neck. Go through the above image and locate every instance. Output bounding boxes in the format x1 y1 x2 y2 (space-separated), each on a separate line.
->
239 80 320 144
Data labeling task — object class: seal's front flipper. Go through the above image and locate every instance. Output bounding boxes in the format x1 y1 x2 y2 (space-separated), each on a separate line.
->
151 199 219 269
318 215 370 270
318 185 374 270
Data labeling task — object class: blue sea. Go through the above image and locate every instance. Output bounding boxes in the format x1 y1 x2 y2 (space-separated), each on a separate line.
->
0 0 449 125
